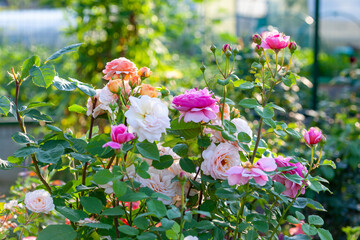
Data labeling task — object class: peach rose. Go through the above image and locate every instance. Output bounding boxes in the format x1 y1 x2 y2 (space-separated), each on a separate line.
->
102 57 138 80
138 67 152 78
201 142 241 180
24 189 54 214
140 84 158 98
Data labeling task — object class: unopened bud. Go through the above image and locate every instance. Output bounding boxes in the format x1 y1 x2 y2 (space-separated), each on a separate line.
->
160 88 170 98
200 64 206 73
319 135 326 147
210 44 217 53
138 67 152 78
107 79 121 93
289 41 297 53
259 56 266 65
254 45 263 56
232 47 240 55
223 44 232 53
252 34 262 45
225 50 232 57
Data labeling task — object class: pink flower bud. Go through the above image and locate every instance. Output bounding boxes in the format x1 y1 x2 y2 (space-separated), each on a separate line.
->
254 45 263 56
103 124 135 149
222 44 231 53
289 41 297 53
252 34 262 45
304 127 322 145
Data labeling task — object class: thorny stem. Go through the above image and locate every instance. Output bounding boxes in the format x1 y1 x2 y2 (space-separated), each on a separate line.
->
11 69 52 194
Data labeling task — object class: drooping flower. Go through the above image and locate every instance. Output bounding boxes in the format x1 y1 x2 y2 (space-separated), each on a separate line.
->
304 127 322 145
260 31 290 52
103 57 138 80
140 84 158 98
24 189 54 214
201 142 241 180
289 221 305 235
103 124 135 149
86 85 119 118
226 157 277 186
172 88 219 123
125 96 170 143
272 156 307 198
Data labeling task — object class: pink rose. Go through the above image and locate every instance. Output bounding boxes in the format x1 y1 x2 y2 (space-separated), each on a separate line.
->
172 88 219 123
272 156 307 198
226 157 277 186
260 31 290 52
102 57 138 80
103 124 135 149
201 142 241 180
304 127 322 145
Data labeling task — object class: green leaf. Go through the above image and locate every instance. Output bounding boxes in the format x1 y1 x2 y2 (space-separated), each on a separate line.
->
167 206 181 219
29 64 55 88
317 228 333 240
101 206 125 216
274 129 287 137
295 211 305 220
172 144 188 157
253 220 269 233
136 141 159 161
14 146 38 158
282 72 298 87
301 223 317 236
118 225 139 236
70 152 95 163
221 130 237 142
223 120 237 134
152 155 174 170
267 103 286 112
137 161 151 179
80 197 103 214
274 182 286 194
180 157 196 173
37 224 76 240
117 190 148 202
134 216 150 230
69 77 96 97
235 81 254 90
55 206 87 222
308 178 329 193
245 229 258 240
45 43 82 63
0 96 11 116
85 222 112 229
53 76 77 91
161 218 175 229
12 132 35 144
283 173 303 185
25 109 53 122
308 215 324 226
287 215 300 224
93 169 114 185
293 197 308 209
239 99 259 109
7 156 24 165
86 134 113 158
36 144 64 164
238 132 251 143
21 55 41 79
27 102 53 109
263 118 276 128
306 198 326 211
113 181 128 197
217 78 230 86
147 199 167 218
195 220 214 230
168 118 201 139
255 106 274 119
285 128 302 139
68 104 86 114
47 125 62 132
322 160 336 169
137 232 157 240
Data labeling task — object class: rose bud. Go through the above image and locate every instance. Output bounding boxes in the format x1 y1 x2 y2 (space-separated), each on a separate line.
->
138 67 152 78
223 44 232 53
289 41 297 53
304 127 323 145
252 34 262 45
210 44 217 53
107 79 121 93
254 45 263 56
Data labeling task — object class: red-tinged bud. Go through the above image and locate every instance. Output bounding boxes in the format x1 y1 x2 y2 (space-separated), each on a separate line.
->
254 45 263 56
289 41 297 53
223 44 232 53
252 34 262 45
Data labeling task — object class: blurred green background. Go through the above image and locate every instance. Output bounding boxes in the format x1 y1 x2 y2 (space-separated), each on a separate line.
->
0 0 359 239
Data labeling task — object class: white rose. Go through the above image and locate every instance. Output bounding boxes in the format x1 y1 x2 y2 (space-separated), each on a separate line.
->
231 118 252 142
24 189 54 213
135 167 177 205
201 142 241 180
184 236 199 240
98 181 114 194
125 96 170 143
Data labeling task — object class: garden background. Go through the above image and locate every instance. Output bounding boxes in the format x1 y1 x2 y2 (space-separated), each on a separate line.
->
0 0 359 239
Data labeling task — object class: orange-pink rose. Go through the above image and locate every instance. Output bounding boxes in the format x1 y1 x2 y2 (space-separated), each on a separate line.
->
102 57 138 80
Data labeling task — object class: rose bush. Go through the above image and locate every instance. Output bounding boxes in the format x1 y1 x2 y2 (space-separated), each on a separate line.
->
0 31 335 240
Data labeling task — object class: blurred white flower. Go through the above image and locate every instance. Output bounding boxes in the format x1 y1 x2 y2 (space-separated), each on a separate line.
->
4 200 22 211
184 236 199 240
86 85 118 118
125 96 170 142
78 217 100 225
98 181 114 194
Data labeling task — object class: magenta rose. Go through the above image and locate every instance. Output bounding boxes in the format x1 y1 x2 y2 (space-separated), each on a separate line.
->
304 127 322 145
272 156 307 198
226 157 277 186
172 88 219 123
260 31 290 52
102 124 135 149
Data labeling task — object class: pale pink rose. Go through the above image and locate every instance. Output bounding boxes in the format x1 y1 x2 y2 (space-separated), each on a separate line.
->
201 142 241 180
289 221 305 235
125 96 170 143
226 158 277 186
272 156 307 198
157 144 181 161
103 57 138 80
135 167 177 205
22 237 36 240
304 127 322 145
24 189 54 214
86 85 119 118
103 124 135 149
260 31 290 51
172 88 219 123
